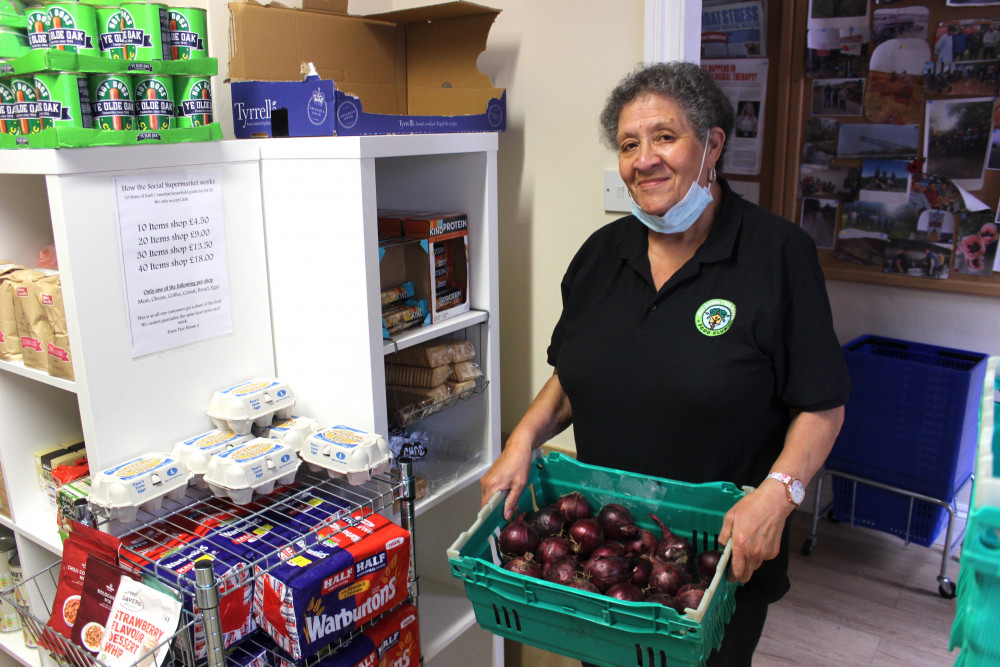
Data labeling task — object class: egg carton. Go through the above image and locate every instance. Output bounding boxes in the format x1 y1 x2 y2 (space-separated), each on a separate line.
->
301 426 393 485
206 378 297 435
265 415 319 453
89 453 192 524
203 438 301 505
171 428 255 489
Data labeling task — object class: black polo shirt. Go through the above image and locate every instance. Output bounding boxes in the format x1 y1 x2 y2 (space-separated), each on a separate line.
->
548 177 850 601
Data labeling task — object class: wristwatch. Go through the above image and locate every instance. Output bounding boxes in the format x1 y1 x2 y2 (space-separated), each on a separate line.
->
766 472 805 506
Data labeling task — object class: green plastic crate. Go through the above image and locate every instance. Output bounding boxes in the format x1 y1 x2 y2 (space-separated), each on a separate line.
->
447 453 744 667
950 356 1000 666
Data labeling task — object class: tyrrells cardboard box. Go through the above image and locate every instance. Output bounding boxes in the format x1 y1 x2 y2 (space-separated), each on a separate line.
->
228 0 506 138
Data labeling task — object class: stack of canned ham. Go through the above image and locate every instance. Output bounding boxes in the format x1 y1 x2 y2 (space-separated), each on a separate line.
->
1 2 211 135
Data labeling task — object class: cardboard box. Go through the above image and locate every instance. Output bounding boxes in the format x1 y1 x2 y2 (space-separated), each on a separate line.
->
34 439 85 496
379 213 470 328
228 0 506 138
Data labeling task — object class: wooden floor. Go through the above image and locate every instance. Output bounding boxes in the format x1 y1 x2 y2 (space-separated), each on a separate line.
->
505 509 963 667
755 510 962 666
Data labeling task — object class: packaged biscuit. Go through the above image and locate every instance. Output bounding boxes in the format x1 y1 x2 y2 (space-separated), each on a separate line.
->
451 360 483 382
381 299 427 336
37 273 73 381
253 513 411 661
384 363 451 388
10 268 56 371
0 263 24 362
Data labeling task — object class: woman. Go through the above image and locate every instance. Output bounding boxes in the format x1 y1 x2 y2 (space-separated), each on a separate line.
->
480 62 850 666
735 102 757 137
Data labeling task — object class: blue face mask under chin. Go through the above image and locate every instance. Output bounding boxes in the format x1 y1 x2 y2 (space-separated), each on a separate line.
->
631 131 714 235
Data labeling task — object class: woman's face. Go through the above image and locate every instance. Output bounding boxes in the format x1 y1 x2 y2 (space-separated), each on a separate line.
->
617 93 717 217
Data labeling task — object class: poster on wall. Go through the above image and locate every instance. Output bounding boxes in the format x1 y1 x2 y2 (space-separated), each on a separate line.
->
701 1 766 59
702 58 769 175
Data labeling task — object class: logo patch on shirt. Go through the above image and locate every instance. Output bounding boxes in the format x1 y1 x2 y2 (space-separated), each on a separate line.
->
696 299 736 336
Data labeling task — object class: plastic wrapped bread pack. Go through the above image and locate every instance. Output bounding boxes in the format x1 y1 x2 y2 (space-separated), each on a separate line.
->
306 601 420 667
252 512 411 661
171 429 255 488
300 426 392 485
386 383 451 427
265 415 319 452
89 453 192 523
203 438 301 504
207 378 297 435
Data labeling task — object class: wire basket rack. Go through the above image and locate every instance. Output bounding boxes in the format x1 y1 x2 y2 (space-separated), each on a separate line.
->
2 463 418 667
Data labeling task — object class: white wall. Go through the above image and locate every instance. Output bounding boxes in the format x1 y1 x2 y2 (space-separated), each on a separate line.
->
212 0 1000 451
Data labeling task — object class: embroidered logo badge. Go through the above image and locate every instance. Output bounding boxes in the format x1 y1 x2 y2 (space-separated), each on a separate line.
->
695 299 736 336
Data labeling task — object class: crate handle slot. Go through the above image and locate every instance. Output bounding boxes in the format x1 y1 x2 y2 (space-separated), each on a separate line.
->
850 337 908 352
936 349 982 364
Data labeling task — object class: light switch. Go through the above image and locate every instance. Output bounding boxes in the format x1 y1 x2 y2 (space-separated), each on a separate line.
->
603 170 630 213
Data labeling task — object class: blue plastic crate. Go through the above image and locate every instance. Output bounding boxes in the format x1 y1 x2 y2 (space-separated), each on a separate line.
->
830 475 951 547
829 335 988 500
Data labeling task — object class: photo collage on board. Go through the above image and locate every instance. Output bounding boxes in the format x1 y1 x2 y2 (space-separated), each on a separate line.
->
800 0 1000 279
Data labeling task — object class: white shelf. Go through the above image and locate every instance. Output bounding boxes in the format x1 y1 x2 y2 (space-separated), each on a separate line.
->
0 626 41 667
0 361 75 393
417 576 480 663
415 460 492 518
254 132 498 161
0 140 261 175
382 310 489 355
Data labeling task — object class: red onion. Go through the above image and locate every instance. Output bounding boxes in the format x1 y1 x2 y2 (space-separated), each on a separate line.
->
697 550 722 583
589 540 625 559
649 513 694 570
498 515 539 557
622 529 659 557
543 557 581 585
583 555 632 592
503 554 542 578
647 558 686 597
629 556 653 588
555 491 593 523
568 517 604 557
597 503 638 540
605 582 643 602
676 587 705 612
535 536 573 568
645 592 677 608
528 506 568 539
568 579 601 593
676 583 706 596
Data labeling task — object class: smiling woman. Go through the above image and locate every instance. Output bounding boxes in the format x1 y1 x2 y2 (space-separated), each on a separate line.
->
479 62 851 667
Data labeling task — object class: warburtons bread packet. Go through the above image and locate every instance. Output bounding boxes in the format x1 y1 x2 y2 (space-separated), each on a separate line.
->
309 601 420 667
97 576 182 666
0 262 24 361
37 273 74 381
10 268 56 371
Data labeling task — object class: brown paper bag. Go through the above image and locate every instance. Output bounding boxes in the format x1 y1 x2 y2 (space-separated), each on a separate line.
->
38 273 73 381
10 269 55 371
0 262 25 362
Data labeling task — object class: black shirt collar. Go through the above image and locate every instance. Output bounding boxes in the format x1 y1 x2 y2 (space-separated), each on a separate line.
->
615 174 744 265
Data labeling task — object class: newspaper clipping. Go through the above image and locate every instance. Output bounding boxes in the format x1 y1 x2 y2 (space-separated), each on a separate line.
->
702 59 770 175
702 2 766 58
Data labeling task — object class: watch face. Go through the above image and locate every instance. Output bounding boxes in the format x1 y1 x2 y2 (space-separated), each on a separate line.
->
789 479 806 505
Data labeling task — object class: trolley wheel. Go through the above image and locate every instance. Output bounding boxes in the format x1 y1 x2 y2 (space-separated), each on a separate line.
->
827 508 840 524
801 538 816 557
938 580 956 599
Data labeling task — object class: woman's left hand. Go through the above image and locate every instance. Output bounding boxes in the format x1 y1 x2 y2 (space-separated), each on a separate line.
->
717 481 795 583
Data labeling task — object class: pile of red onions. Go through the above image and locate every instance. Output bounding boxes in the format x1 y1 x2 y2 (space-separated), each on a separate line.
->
498 491 723 616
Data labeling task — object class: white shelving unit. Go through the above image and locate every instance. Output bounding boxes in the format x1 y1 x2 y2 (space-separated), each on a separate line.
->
0 142 276 656
255 133 503 667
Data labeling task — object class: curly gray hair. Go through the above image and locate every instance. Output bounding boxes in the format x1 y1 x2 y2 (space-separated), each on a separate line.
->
599 62 735 159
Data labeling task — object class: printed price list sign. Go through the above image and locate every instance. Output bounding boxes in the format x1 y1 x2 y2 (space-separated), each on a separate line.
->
114 169 232 358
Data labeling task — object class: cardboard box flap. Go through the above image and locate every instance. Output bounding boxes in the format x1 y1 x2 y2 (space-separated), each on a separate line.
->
365 1 500 24
300 0 347 14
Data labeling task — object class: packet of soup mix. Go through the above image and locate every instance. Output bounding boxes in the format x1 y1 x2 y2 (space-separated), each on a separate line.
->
44 521 122 646
70 557 141 654
97 576 182 666
253 513 411 661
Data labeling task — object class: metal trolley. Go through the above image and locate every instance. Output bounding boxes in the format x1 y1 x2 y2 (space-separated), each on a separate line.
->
1 459 419 667
802 467 971 599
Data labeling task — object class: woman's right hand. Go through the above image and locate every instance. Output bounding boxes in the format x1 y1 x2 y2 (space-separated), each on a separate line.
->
480 437 534 521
